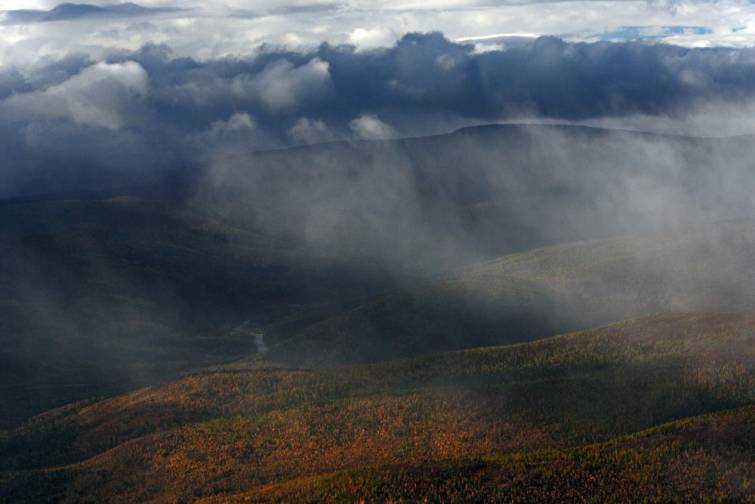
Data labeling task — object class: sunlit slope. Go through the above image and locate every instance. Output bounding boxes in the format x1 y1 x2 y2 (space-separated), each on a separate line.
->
2 313 752 502
221 405 755 504
263 220 755 366
0 194 394 426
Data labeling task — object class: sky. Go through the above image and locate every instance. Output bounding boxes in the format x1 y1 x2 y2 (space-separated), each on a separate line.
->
1 0 755 65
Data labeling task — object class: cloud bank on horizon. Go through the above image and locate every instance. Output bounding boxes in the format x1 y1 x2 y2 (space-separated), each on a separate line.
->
1 0 755 65
2 2 755 199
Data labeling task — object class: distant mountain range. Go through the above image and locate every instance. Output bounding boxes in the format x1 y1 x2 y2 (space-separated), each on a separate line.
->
1 3 180 24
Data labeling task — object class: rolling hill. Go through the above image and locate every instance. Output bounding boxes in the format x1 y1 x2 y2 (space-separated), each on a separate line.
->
2 201 754 429
257 219 755 367
0 193 398 427
1 312 752 502
226 405 755 503
200 124 755 274
3 123 755 429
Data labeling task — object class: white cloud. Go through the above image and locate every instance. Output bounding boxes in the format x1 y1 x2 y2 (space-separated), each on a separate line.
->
349 114 396 140
289 117 334 144
348 27 397 49
210 111 255 135
247 57 331 111
581 99 755 138
1 61 148 129
3 0 755 67
154 56 332 113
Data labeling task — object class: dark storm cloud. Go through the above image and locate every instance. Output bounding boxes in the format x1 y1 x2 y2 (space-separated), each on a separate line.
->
312 32 755 119
0 68 27 99
116 32 755 129
230 2 345 20
1 2 182 25
4 32 755 198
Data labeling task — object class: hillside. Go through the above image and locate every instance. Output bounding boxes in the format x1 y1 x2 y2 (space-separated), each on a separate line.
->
0 194 397 427
259 219 755 366
201 124 755 273
224 405 755 503
4 123 755 426
1 313 752 502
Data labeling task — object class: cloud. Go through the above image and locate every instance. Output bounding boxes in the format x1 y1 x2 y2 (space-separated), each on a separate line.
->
1 2 181 25
210 111 255 135
248 57 332 111
4 33 755 198
142 54 332 121
289 117 335 144
7 33 755 135
4 0 755 70
349 114 396 139
2 60 148 129
348 27 398 49
0 67 27 98
230 2 344 20
200 122 755 276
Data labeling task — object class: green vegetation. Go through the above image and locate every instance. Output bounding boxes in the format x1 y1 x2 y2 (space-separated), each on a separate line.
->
1 313 752 502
